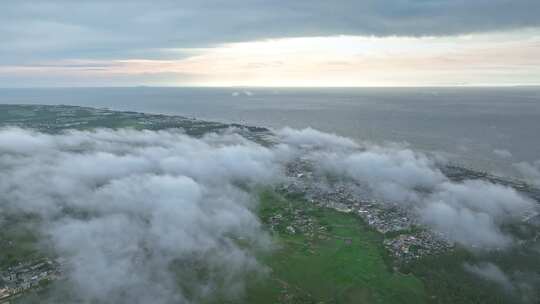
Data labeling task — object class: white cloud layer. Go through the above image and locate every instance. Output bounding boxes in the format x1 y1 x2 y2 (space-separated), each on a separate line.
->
464 262 513 290
0 126 537 302
493 149 513 159
514 160 540 186
0 128 281 303
277 128 536 249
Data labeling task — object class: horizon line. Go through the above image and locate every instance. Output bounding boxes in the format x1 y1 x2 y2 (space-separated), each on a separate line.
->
1 84 540 90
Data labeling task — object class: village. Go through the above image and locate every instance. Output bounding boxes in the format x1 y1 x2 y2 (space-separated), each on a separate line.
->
282 159 454 263
0 258 62 304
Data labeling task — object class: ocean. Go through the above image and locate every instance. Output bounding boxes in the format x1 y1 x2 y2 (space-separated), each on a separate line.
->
1 86 539 178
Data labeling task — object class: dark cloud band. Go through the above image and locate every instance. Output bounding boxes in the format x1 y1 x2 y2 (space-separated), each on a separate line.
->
1 0 539 63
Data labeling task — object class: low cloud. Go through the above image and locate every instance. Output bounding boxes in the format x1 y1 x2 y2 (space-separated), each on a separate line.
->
0 127 280 303
464 262 513 290
465 262 540 303
514 160 540 186
420 180 532 248
0 126 537 303
278 127 359 151
493 149 513 159
279 128 536 249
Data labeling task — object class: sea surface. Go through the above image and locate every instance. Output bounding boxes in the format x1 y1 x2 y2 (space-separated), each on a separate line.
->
1 87 539 178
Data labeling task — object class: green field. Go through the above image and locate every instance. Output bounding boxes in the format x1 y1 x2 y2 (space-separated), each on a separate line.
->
242 191 428 304
0 216 41 269
244 191 535 304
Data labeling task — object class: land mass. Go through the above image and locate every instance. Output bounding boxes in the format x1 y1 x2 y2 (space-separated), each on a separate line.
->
0 105 539 304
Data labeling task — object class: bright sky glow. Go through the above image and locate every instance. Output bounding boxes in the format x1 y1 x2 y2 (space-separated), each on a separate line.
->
2 33 540 87
2 1 540 87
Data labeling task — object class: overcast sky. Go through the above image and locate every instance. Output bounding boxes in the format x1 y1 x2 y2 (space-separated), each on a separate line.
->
1 0 540 87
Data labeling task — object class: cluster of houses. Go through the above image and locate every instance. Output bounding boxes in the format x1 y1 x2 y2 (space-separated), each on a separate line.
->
0 258 62 303
383 231 453 262
283 159 454 262
283 158 540 264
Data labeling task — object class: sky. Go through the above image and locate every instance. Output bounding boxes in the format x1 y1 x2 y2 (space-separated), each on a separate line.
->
1 0 540 87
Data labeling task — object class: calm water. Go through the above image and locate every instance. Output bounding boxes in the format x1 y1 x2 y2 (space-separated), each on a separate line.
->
1 87 539 177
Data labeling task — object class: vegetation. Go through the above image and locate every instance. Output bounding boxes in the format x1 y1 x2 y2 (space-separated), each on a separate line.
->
242 190 428 304
0 216 41 269
3 105 538 303
245 191 540 304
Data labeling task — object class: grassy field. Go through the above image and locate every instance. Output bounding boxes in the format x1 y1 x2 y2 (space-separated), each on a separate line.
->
0 216 41 269
242 190 428 304
247 191 538 304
